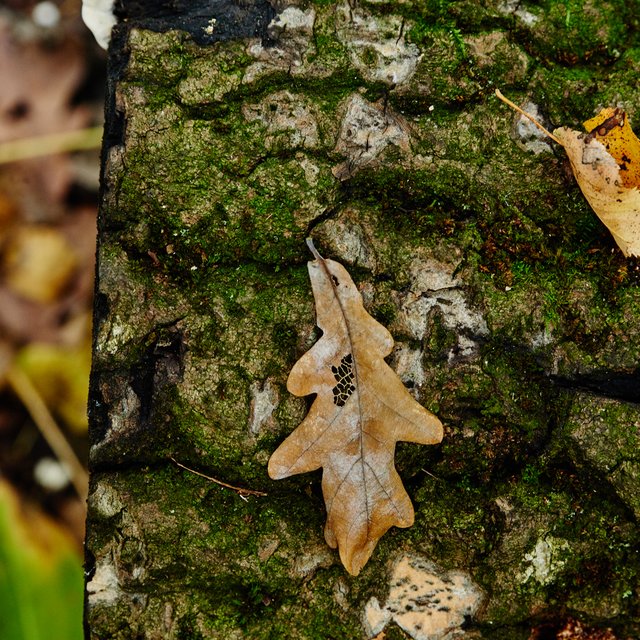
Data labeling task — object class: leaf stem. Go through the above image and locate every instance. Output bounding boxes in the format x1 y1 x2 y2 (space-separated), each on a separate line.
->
306 237 323 261
495 89 561 145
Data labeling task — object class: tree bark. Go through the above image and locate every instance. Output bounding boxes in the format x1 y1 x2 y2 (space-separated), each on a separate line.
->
86 1 640 638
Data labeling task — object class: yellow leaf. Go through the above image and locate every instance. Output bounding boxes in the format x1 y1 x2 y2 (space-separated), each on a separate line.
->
268 239 443 576
496 90 640 257
582 108 640 187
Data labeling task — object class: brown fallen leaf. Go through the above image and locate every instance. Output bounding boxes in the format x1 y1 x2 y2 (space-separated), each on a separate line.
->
268 239 443 576
496 89 640 257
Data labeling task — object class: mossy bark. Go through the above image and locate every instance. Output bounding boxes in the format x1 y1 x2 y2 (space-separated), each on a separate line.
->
86 1 640 638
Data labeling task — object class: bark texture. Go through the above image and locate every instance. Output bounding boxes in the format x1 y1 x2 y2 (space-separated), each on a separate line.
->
86 1 640 638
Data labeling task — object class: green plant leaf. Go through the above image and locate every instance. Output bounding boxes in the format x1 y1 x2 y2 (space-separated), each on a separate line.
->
0 480 83 640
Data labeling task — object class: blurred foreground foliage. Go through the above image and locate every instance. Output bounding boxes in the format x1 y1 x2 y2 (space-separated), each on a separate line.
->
0 480 84 640
16 337 91 436
0 3 105 638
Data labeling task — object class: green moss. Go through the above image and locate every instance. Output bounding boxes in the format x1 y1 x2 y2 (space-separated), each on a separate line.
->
404 0 631 67
87 467 369 639
503 474 640 617
405 28 479 108
114 66 345 273
410 482 494 565
311 24 350 70
343 165 468 246
125 29 195 86
530 0 630 64
422 311 459 362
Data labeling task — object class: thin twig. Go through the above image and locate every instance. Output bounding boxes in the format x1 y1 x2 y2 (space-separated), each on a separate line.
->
0 126 103 164
494 89 561 145
6 365 88 502
170 457 267 498
421 467 442 481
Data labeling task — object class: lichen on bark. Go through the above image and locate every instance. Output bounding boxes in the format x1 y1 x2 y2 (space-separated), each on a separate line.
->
88 1 640 638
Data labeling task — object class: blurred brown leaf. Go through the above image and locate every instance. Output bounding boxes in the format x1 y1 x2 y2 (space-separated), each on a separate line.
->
0 208 95 344
2 225 78 303
0 12 89 210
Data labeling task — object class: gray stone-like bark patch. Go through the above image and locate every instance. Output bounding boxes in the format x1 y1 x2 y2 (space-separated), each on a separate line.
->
333 94 411 179
335 2 421 85
243 91 321 150
392 256 488 361
244 7 316 82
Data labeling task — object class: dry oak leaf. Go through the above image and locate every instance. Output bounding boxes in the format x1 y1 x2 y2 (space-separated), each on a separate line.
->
268 239 443 576
496 89 640 257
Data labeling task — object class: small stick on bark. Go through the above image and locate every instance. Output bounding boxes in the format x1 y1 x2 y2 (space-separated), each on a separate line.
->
170 458 268 499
